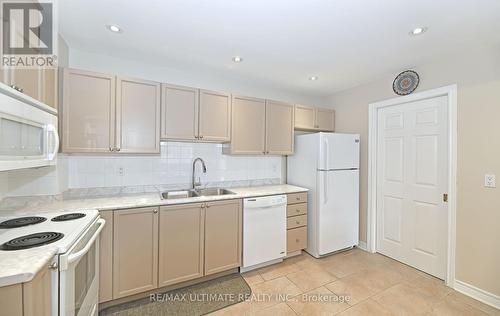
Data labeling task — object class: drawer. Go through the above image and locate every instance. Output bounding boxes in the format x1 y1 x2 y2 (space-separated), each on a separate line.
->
287 192 307 204
287 203 307 217
287 227 307 253
287 215 307 229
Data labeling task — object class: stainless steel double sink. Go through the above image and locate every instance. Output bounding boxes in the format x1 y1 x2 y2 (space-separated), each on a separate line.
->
161 188 235 200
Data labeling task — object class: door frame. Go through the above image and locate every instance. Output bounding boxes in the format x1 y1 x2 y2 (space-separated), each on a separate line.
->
367 84 457 286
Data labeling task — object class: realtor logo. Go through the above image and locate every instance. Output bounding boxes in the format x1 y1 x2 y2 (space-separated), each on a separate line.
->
1 0 57 68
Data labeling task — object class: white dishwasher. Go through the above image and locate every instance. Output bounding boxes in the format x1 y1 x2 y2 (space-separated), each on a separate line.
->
241 195 287 272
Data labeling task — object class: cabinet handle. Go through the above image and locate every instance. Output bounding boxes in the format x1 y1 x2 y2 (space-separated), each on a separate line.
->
199 135 204 139
109 147 113 152
116 147 121 152
296 209 300 213
201 203 205 208
296 238 300 242
153 209 158 213
48 262 58 270
296 221 300 224
205 204 210 208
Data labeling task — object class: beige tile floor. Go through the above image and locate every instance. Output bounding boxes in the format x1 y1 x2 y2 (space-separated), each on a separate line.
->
209 248 500 316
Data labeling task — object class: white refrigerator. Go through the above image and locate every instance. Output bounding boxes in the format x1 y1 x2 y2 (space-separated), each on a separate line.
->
288 133 360 258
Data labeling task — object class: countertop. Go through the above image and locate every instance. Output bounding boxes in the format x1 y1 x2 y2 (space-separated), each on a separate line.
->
0 184 308 287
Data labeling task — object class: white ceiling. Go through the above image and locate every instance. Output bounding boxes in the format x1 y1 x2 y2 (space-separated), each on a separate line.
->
59 0 500 97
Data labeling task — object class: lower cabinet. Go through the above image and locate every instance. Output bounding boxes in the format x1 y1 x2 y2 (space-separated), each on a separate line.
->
158 203 205 287
99 200 242 303
204 200 242 275
112 207 159 299
0 264 52 316
98 211 113 303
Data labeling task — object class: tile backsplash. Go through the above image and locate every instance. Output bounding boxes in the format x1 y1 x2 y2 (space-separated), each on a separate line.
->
67 142 282 189
1 142 283 199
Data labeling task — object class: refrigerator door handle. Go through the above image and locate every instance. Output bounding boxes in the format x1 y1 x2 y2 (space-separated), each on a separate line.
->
323 137 329 169
324 172 328 203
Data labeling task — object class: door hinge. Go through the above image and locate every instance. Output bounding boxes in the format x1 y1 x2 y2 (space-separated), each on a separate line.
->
443 193 448 203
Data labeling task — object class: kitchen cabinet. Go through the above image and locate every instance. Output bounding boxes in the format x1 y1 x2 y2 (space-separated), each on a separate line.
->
204 200 242 275
98 211 113 303
294 105 335 132
225 96 294 155
286 192 308 254
316 107 335 131
158 203 205 287
61 68 116 153
61 68 161 153
116 77 161 153
265 100 294 155
0 264 52 316
198 90 231 142
294 105 316 130
0 68 58 108
161 84 199 141
113 207 158 299
160 85 231 142
226 95 266 154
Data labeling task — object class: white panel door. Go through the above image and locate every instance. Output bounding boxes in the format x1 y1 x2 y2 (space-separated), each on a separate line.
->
318 170 359 255
376 96 448 279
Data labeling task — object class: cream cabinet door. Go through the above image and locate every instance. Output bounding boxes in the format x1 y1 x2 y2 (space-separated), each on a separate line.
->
265 100 294 155
98 211 113 303
61 68 116 153
294 105 316 130
116 77 161 153
158 204 204 287
42 68 57 109
316 107 335 132
9 69 42 101
113 207 158 299
227 95 266 154
22 264 52 316
204 200 242 275
161 84 199 141
0 284 22 316
198 89 231 142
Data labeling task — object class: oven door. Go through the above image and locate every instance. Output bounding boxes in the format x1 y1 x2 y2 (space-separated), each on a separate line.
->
59 219 105 316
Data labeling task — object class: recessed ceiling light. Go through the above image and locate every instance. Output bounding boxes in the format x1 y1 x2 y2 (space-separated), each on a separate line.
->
232 56 243 63
309 76 319 81
106 24 123 33
410 27 427 36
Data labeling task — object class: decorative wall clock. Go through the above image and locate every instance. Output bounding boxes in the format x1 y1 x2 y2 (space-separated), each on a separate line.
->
393 70 420 95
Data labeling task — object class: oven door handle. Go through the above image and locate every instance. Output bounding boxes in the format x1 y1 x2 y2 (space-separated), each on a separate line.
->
67 219 105 265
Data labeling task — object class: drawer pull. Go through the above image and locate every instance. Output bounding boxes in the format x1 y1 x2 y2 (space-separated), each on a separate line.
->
296 221 300 224
296 239 300 242
296 209 300 213
296 197 300 200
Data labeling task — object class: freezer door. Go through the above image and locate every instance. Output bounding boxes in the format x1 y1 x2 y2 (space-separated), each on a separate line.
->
318 133 360 170
317 169 359 255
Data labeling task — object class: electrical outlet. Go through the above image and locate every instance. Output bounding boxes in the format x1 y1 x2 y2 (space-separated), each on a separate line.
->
118 167 124 176
484 174 496 188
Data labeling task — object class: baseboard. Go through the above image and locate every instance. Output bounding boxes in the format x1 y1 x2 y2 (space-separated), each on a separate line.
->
356 241 368 251
454 279 500 309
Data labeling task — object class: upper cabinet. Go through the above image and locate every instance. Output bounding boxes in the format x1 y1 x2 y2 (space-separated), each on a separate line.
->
225 96 294 155
61 68 160 154
116 77 161 153
227 95 266 154
198 90 231 142
265 100 294 155
0 67 58 108
161 85 231 142
294 105 335 132
61 68 116 153
161 84 199 141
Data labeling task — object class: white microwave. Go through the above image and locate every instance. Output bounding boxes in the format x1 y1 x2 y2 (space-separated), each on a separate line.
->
0 83 59 171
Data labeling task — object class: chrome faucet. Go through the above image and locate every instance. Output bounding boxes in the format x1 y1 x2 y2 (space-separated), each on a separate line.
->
192 157 207 190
